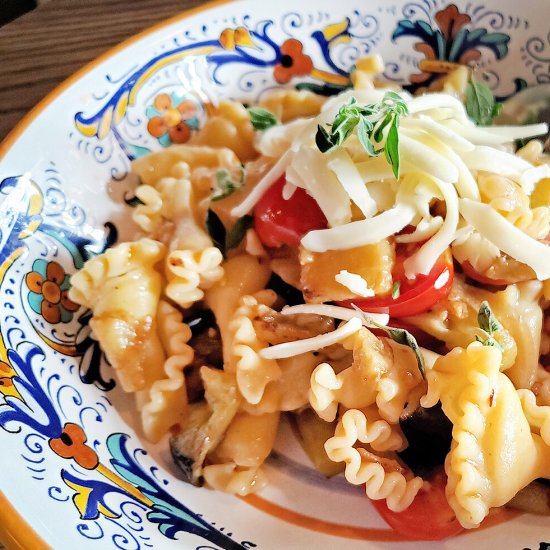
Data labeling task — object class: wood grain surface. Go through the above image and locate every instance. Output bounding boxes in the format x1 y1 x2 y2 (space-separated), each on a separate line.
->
0 0 209 142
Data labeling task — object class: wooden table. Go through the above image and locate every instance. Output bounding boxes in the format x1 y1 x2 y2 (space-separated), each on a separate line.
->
0 0 208 142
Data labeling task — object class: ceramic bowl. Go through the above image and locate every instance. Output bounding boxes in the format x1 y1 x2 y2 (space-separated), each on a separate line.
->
1 0 549 548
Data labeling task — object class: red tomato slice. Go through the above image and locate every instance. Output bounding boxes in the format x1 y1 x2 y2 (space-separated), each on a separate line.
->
371 468 463 540
460 260 509 286
253 175 327 248
339 249 454 318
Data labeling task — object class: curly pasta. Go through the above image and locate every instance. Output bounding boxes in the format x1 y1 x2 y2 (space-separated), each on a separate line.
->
228 294 281 405
477 171 550 240
138 300 194 442
165 247 223 309
423 342 550 528
190 100 257 162
309 327 423 424
69 239 166 392
259 88 325 122
325 408 422 511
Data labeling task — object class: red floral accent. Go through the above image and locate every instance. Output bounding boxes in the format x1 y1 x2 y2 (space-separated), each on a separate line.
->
274 39 313 83
26 261 79 324
435 4 471 41
147 93 197 144
49 423 99 470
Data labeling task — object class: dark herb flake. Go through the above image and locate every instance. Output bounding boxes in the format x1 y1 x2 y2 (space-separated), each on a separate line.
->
247 106 278 130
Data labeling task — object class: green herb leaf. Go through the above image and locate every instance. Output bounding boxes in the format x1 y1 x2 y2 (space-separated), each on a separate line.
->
225 215 254 251
247 106 278 130
211 167 244 202
124 194 145 207
385 121 400 179
351 304 425 379
478 301 502 335
315 124 337 153
206 209 226 257
391 281 401 299
315 91 408 178
465 78 502 126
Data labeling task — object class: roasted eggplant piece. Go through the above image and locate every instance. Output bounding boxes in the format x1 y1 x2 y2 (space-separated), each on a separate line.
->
170 367 240 485
398 402 453 477
290 409 344 477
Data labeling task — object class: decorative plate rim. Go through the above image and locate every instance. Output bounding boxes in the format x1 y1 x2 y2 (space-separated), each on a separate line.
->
0 1 235 548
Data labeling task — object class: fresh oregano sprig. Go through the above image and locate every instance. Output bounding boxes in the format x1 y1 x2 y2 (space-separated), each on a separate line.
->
316 91 408 178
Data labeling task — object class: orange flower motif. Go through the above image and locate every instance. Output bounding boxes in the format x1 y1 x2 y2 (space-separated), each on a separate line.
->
147 93 198 145
274 39 313 84
26 260 79 324
49 423 99 470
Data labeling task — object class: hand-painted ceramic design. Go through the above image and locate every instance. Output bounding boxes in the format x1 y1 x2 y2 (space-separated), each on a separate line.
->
1 1 550 549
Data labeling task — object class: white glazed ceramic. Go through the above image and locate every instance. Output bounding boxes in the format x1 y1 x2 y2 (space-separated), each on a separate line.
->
1 1 549 548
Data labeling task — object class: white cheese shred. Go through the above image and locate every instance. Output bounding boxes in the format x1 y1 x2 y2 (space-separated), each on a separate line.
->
231 149 291 217
301 203 415 252
259 317 363 360
460 198 550 280
280 304 389 326
335 270 375 297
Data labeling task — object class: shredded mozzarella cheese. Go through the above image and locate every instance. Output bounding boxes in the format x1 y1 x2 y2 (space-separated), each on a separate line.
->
460 198 550 280
259 317 363 359
335 270 375 297
280 304 389 326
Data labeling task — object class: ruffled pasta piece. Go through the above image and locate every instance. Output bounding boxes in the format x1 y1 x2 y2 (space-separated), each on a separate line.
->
241 352 320 415
202 463 267 496
325 409 421 511
190 100 257 162
259 88 325 122
131 144 241 187
309 327 423 423
423 343 550 528
408 277 543 388
165 247 223 309
351 55 385 90
138 301 194 442
205 254 272 372
518 389 550 443
69 239 166 392
203 410 279 495
228 294 281 405
477 171 550 240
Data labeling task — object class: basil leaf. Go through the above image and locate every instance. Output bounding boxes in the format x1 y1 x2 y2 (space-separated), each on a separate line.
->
211 167 244 202
225 215 254 251
247 106 278 130
391 281 401 299
465 78 502 126
206 209 226 257
478 301 502 335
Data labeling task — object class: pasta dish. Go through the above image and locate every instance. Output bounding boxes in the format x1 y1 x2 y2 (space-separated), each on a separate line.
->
68 55 550 539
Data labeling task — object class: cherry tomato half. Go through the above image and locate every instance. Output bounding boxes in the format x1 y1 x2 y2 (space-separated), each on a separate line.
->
253 175 327 248
339 248 454 318
371 468 463 540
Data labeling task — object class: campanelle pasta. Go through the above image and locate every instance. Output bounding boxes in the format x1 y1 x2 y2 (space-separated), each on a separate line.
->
69 56 550 537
